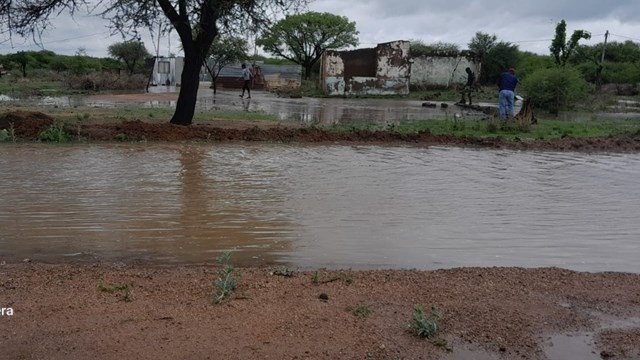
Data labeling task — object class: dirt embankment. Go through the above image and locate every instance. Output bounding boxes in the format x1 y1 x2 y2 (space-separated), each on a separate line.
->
2 110 640 153
1 264 639 360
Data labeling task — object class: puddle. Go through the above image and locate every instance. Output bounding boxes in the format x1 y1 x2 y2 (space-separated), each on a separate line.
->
544 333 600 360
543 312 640 359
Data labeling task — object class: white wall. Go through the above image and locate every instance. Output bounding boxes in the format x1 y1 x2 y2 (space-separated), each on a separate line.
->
411 56 480 88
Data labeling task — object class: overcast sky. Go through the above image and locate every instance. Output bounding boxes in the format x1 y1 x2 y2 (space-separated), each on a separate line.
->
1 0 639 58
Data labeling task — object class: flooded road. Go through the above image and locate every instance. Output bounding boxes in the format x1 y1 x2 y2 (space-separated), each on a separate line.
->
30 84 490 125
1 143 639 272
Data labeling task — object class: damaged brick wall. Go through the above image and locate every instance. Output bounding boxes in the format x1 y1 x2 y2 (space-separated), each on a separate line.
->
321 41 411 96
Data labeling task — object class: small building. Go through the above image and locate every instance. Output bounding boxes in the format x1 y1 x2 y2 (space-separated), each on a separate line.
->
151 57 184 86
203 62 302 90
319 40 412 96
410 50 481 89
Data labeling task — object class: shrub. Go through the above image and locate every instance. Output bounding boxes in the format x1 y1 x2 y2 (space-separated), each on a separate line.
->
213 251 239 304
411 304 443 338
520 66 591 115
39 122 71 142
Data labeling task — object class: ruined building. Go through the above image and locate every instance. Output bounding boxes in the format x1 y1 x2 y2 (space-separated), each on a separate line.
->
320 40 412 96
319 41 481 96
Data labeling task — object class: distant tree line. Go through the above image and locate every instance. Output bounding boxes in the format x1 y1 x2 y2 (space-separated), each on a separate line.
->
0 50 124 77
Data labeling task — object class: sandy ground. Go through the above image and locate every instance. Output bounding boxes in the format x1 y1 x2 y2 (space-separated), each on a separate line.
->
1 263 640 360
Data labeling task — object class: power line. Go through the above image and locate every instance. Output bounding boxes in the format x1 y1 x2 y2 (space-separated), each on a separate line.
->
35 31 112 45
0 31 111 51
511 38 553 43
609 33 640 42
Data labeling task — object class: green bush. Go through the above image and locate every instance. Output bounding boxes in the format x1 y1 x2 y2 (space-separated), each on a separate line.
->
39 122 72 142
520 66 591 114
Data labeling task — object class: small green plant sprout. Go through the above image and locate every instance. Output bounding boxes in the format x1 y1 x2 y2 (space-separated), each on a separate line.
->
312 271 320 284
114 133 127 141
346 304 371 319
271 267 295 277
411 304 443 338
213 251 238 304
98 283 133 302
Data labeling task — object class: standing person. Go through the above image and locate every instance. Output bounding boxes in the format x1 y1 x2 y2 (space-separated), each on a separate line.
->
239 63 252 99
458 67 476 105
498 67 518 119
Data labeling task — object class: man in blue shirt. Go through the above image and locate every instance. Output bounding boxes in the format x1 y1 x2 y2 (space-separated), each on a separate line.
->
498 68 518 119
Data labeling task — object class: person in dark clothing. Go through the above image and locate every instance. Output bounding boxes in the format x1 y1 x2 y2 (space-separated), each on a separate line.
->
239 63 252 99
498 67 518 119
459 67 476 105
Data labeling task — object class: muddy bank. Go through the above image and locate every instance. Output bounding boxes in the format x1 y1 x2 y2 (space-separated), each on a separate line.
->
1 263 639 359
2 111 640 153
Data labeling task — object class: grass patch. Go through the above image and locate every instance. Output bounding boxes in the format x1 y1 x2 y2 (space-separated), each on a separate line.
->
312 271 320 284
334 117 640 141
213 251 239 304
0 77 74 97
346 304 372 319
411 304 443 338
98 283 133 302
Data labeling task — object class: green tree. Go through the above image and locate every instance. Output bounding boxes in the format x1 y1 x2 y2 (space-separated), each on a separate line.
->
571 41 640 85
550 20 591 67
521 66 590 115
468 32 498 82
1 0 306 126
205 36 249 94
478 41 520 85
517 51 554 80
468 32 497 58
257 11 359 79
8 51 33 77
467 32 521 85
108 40 151 74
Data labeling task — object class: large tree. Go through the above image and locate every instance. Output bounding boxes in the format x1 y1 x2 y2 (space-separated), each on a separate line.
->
1 0 305 125
8 51 33 77
550 19 591 67
204 35 248 94
108 40 151 74
467 32 503 85
468 33 519 85
256 11 358 79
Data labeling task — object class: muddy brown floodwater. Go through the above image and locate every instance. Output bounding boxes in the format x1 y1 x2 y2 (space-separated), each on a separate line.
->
0 89 640 360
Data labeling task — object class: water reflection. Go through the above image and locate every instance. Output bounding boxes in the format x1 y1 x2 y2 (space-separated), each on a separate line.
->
8 85 482 125
1 144 639 272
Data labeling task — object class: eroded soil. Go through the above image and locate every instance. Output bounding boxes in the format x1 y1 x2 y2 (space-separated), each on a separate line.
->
1 110 640 152
1 264 639 359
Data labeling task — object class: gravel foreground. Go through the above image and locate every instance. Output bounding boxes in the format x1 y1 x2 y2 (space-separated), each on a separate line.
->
1 263 639 360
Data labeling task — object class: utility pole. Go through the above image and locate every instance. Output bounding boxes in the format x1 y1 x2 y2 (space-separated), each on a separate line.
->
596 30 609 91
600 30 609 64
